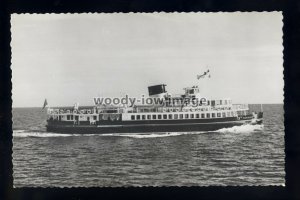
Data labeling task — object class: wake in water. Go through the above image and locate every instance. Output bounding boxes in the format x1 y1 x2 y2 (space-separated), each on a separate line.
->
100 132 206 138
13 124 264 138
12 130 205 138
216 124 264 133
13 130 96 138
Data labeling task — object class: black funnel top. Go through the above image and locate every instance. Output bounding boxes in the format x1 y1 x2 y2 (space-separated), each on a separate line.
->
148 84 167 96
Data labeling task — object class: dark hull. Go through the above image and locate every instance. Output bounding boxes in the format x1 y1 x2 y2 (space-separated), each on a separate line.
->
46 117 262 134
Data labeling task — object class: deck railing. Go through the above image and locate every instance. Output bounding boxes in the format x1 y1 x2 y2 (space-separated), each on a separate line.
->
232 104 249 110
47 104 249 115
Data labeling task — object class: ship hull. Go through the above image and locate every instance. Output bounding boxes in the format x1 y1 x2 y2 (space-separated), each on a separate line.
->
46 117 262 134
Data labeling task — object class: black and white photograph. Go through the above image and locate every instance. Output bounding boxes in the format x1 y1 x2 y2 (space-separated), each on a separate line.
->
11 12 284 187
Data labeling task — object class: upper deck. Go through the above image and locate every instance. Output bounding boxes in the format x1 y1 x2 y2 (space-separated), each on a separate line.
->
47 103 249 117
46 83 251 123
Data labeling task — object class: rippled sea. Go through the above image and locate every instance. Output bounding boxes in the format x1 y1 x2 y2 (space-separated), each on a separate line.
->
12 104 285 187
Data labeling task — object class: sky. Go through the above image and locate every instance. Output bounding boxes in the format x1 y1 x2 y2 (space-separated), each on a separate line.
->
11 12 283 107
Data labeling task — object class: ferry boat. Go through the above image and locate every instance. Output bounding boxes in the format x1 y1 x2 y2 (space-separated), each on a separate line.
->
45 83 263 134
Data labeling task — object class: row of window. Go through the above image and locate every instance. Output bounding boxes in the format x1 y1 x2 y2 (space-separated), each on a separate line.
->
49 109 121 115
66 115 74 120
133 106 232 113
66 115 97 121
130 112 236 120
210 99 232 106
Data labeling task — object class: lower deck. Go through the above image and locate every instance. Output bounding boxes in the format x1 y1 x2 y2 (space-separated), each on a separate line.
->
46 115 261 134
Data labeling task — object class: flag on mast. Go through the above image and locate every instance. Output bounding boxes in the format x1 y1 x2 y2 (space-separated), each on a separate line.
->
197 69 210 79
42 99 48 110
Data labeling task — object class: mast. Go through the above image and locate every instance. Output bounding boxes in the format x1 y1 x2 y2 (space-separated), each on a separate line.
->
196 69 210 96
